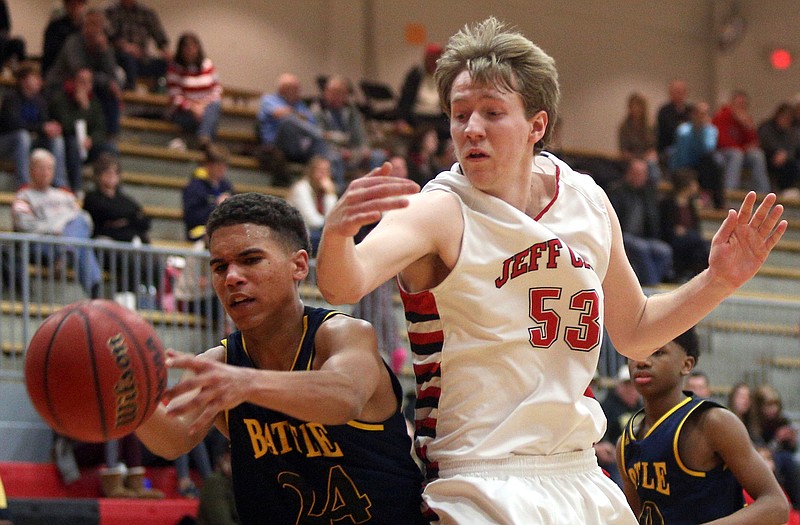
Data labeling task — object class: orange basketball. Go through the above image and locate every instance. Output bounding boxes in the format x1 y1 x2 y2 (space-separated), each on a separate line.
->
24 299 167 442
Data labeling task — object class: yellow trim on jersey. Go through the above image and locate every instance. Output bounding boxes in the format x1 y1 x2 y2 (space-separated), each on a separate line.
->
673 401 709 477
221 338 230 429
642 396 693 439
290 316 311 371
346 420 385 431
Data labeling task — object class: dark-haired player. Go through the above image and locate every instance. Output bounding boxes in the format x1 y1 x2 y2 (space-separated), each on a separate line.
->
618 328 789 524
137 192 425 524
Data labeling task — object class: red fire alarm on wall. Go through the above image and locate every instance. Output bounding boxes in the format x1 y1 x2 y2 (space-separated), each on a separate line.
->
770 48 792 70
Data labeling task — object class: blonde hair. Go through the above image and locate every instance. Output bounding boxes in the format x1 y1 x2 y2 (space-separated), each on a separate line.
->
435 17 560 152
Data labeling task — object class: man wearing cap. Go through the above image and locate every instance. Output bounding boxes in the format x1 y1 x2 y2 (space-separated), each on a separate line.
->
594 366 642 487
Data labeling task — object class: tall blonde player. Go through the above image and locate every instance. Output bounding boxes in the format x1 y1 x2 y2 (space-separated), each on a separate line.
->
316 17 787 525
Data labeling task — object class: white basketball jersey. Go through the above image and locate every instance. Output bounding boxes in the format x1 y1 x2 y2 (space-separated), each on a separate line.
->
400 152 612 478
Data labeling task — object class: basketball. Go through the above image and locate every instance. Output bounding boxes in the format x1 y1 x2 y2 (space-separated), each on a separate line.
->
24 299 168 443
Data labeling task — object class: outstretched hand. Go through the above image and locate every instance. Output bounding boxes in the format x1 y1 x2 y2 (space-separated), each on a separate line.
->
161 349 249 435
323 162 420 238
708 192 788 290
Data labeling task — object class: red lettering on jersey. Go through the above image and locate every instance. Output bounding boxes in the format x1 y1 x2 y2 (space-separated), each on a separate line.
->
567 244 593 270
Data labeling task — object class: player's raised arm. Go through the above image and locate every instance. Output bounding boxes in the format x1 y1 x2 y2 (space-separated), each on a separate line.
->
317 162 450 305
603 191 787 361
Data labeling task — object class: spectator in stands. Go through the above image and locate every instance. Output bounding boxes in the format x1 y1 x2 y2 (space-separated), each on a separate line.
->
406 124 443 188
0 0 25 72
758 102 800 199
610 158 674 286
656 78 692 165
286 155 337 255
0 64 68 189
49 67 116 193
82 152 154 293
727 381 753 424
257 73 341 188
45 8 122 138
669 101 725 208
196 446 239 524
748 384 800 510
182 143 234 242
166 32 222 150
594 366 642 487
618 92 661 182
659 168 710 282
712 90 771 195
173 442 213 499
11 148 101 298
686 369 711 398
105 0 170 90
0 471 9 525
396 43 449 144
83 153 150 243
41 0 87 76
313 75 386 191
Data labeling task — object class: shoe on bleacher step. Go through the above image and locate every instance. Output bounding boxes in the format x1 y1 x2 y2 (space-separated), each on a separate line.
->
168 137 187 152
100 466 138 498
124 466 165 499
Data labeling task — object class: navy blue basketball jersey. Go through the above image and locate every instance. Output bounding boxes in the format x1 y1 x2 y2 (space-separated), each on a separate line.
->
620 395 744 525
225 306 425 525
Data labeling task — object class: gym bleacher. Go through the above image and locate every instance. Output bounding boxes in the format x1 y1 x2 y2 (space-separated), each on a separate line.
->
2 4 800 523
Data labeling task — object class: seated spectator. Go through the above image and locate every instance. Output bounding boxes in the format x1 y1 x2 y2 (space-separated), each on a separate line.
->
727 381 753 424
618 92 661 182
45 8 122 137
0 64 67 189
749 384 800 510
83 153 154 292
313 75 386 191
105 0 170 90
669 101 725 208
166 32 222 150
712 90 771 194
685 369 711 398
396 43 449 144
659 168 710 282
758 102 800 199
197 446 239 525
49 67 116 192
182 143 234 242
610 158 673 286
0 0 25 72
11 148 101 298
406 124 443 188
42 0 87 76
286 155 337 255
595 366 642 488
256 73 339 187
174 442 213 499
656 78 692 166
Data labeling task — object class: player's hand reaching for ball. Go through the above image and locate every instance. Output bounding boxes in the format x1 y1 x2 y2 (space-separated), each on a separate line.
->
161 349 251 435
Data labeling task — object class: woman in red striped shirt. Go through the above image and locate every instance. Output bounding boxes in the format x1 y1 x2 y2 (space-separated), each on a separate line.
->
166 32 222 149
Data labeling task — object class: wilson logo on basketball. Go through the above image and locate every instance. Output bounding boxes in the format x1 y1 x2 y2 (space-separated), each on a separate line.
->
108 333 139 428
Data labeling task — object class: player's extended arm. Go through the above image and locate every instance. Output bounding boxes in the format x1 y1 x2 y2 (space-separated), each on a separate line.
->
701 409 790 525
158 316 393 434
316 162 425 304
604 191 786 361
136 347 226 459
